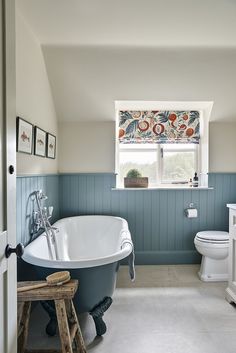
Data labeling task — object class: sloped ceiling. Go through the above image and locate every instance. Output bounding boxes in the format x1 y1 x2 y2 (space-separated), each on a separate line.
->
17 0 236 47
17 0 236 122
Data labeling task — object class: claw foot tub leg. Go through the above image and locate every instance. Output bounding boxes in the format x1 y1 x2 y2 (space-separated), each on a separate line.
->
40 300 57 336
89 296 113 336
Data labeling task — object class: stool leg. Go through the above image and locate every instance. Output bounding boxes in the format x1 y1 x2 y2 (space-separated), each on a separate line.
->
17 302 24 330
66 300 87 353
18 301 31 353
55 299 73 353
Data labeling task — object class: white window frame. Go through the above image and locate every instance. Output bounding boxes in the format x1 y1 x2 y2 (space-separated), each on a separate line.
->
115 101 213 188
118 143 199 186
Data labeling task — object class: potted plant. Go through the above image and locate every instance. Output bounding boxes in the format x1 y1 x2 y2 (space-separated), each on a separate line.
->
124 169 148 188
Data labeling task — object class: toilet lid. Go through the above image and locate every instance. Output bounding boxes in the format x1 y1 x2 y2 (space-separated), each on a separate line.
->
196 231 229 242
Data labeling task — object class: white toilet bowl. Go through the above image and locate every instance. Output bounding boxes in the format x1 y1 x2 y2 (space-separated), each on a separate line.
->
194 231 229 282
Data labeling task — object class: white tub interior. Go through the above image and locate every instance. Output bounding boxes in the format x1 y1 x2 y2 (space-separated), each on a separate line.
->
23 215 133 269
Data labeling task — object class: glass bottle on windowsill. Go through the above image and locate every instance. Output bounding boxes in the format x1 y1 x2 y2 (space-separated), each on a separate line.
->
193 172 199 187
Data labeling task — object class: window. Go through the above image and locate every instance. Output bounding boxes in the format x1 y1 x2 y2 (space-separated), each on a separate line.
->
118 143 198 186
116 101 212 188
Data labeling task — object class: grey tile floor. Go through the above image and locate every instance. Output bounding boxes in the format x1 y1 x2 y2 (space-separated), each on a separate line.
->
27 265 236 353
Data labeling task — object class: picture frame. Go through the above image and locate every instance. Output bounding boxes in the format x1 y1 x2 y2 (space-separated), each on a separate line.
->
16 117 33 154
46 133 56 159
34 126 46 157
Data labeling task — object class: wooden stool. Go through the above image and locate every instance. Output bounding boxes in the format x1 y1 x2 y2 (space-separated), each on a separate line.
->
17 280 87 353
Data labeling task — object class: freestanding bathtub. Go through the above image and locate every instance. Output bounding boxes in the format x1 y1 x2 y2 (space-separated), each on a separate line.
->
22 215 134 336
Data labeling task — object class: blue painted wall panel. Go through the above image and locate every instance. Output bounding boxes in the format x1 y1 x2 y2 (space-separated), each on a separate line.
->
16 173 236 264
58 173 236 264
16 175 60 244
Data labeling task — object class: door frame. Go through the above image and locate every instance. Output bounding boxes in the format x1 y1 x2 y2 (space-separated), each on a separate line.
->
4 0 17 352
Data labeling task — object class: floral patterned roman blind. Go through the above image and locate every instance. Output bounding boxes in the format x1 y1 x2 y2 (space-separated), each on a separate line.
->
119 110 200 144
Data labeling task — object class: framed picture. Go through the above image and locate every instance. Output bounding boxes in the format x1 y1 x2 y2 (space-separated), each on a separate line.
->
46 133 56 159
16 117 33 154
34 126 46 157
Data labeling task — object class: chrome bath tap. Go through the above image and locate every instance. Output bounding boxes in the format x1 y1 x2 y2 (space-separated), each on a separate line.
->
31 190 59 260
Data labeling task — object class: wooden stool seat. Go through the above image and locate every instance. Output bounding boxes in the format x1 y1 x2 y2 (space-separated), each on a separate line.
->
17 280 87 353
17 281 78 302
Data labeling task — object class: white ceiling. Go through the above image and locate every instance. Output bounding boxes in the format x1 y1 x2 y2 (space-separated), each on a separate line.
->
17 1 236 122
17 0 236 47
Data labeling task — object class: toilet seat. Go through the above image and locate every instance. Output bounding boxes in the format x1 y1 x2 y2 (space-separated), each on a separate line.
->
194 238 229 249
195 231 229 244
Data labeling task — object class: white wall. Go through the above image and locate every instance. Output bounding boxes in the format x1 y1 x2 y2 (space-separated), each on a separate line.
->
16 11 58 175
59 122 115 173
43 46 236 123
58 121 236 173
209 122 236 173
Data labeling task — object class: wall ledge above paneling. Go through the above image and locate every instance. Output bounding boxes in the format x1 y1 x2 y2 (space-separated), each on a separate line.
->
59 172 115 176
112 187 214 191
17 173 59 178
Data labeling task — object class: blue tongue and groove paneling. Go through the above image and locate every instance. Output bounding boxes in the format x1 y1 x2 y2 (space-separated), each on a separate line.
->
16 174 60 245
16 173 236 264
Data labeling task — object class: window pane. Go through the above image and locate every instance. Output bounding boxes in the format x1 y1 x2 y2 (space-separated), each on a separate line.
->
162 151 195 182
119 151 157 185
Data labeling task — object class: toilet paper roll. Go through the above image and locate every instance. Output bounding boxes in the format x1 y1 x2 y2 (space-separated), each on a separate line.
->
186 208 198 218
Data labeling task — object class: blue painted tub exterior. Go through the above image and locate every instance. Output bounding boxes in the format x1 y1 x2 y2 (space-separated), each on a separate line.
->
32 261 119 313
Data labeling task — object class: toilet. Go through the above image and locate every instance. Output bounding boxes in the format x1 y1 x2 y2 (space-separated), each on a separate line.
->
194 230 229 282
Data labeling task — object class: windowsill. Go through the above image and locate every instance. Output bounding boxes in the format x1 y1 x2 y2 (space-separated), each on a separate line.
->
112 186 213 191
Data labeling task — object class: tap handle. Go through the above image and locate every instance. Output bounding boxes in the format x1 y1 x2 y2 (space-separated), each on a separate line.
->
32 211 41 233
38 190 48 201
33 210 40 224
43 207 48 217
48 206 53 218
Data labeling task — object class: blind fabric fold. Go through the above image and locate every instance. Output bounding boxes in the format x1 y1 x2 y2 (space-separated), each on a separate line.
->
119 110 200 144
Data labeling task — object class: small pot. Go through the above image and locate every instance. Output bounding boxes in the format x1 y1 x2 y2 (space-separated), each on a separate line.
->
124 177 148 188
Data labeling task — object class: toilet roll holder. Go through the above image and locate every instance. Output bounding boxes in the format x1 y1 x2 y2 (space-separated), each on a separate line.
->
185 203 198 218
